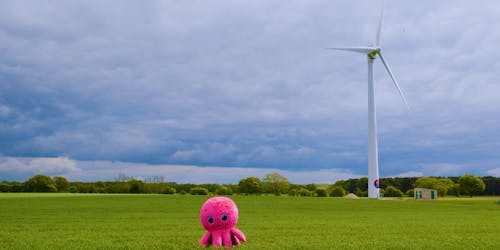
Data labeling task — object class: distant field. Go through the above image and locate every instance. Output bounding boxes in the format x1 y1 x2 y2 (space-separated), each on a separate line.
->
1 194 499 249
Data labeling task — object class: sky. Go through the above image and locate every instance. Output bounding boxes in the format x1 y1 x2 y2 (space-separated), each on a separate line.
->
1 0 500 183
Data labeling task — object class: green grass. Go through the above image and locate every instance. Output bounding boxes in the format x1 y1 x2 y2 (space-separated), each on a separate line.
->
1 194 499 249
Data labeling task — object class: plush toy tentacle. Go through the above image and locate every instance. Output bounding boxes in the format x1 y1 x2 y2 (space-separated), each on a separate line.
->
212 230 223 247
230 228 247 243
231 231 241 246
199 231 212 246
222 230 232 248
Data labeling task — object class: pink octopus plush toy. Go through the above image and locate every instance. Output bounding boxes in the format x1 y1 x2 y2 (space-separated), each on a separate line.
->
199 196 247 248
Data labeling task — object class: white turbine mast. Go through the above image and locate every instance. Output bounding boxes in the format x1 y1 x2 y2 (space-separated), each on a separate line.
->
328 7 408 199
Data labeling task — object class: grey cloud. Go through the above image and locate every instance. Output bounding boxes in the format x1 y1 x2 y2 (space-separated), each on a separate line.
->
0 156 80 178
487 168 500 177
1 1 500 179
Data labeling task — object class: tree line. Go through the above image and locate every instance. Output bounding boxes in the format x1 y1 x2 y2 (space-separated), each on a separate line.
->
1 173 498 197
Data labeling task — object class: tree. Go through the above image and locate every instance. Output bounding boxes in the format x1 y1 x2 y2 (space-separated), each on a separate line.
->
109 181 130 193
414 177 455 197
450 184 461 197
238 176 262 194
329 186 346 197
215 186 233 195
0 183 9 192
384 185 404 197
23 174 57 192
162 186 176 194
199 184 220 193
414 177 436 189
315 187 328 197
305 184 317 191
357 177 368 192
342 179 357 193
333 180 346 189
190 187 209 195
128 179 144 193
262 172 290 195
398 177 418 193
458 174 486 197
405 189 414 197
355 188 368 197
53 176 70 192
296 187 313 197
435 178 455 197
481 176 500 196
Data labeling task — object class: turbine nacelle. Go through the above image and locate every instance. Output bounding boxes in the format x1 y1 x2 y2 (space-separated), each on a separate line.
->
367 49 380 60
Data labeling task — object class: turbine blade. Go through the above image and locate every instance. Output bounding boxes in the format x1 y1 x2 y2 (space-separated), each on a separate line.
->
326 46 377 54
378 52 410 109
376 7 384 47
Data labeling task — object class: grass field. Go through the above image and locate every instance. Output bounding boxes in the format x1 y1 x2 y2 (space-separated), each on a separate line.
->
1 194 499 249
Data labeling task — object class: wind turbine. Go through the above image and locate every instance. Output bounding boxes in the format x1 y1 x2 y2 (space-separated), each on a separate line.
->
328 9 408 199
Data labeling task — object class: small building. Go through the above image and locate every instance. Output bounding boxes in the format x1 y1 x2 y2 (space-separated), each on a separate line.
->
414 188 437 200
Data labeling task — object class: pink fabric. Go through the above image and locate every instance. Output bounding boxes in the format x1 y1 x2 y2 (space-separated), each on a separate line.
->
230 228 246 243
199 196 247 248
199 232 212 246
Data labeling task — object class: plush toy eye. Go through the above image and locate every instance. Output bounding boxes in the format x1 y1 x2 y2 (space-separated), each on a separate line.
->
221 213 228 221
207 216 214 224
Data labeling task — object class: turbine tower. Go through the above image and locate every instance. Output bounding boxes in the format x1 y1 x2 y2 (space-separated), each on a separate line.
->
328 9 408 199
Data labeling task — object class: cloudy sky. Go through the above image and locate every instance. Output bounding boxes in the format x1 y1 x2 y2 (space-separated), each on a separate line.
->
1 0 500 183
